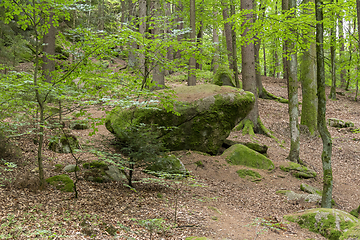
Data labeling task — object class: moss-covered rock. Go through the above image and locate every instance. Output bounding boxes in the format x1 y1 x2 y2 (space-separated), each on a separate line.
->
105 84 254 155
213 65 236 87
222 139 268 155
340 221 360 239
327 118 354 128
300 183 322 195
236 169 262 181
145 155 188 178
48 134 80 153
46 174 74 192
350 205 360 218
222 144 274 170
276 190 321 203
83 161 126 183
63 164 80 173
284 208 358 240
70 120 89 130
280 162 316 178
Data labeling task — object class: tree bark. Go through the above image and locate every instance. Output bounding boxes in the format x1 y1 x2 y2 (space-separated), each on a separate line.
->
339 14 346 88
152 0 165 88
282 0 288 80
212 18 220 74
188 0 196 86
42 12 56 83
222 0 234 70
329 0 337 100
287 0 300 163
230 1 240 88
241 0 259 132
139 0 147 76
300 0 317 135
316 0 333 208
263 43 267 76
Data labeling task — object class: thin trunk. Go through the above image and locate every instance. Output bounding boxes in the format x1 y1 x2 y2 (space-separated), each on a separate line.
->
139 0 147 76
174 1 184 59
188 0 196 86
316 0 333 209
222 0 234 70
346 19 354 91
329 0 337 100
287 0 300 163
300 0 317 135
196 22 203 70
255 1 264 97
356 0 360 100
282 0 288 80
263 43 267 76
42 12 56 83
153 0 165 88
212 19 220 74
230 1 240 88
165 2 173 75
241 0 259 132
98 0 104 31
339 15 346 88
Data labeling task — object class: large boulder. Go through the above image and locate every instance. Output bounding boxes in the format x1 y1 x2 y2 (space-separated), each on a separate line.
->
222 144 274 170
340 222 360 239
280 162 317 179
105 84 254 154
284 208 359 240
145 154 188 178
83 161 127 183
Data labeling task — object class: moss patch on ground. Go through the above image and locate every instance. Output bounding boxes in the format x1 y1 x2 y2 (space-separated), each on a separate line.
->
280 162 316 178
222 144 274 170
340 221 360 239
284 208 358 240
236 169 262 182
46 174 74 192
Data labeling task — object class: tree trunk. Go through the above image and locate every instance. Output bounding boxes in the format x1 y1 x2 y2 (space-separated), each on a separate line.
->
300 0 317 135
356 0 360 100
282 0 288 80
263 43 267 76
152 0 165 88
212 19 220 74
339 15 346 88
329 0 337 100
139 0 147 76
42 12 56 83
98 0 104 31
188 0 196 86
241 0 259 132
165 2 174 75
316 0 333 208
230 1 240 88
286 0 300 163
174 1 184 60
222 0 234 70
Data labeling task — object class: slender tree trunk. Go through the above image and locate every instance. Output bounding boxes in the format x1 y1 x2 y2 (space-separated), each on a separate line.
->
300 0 317 135
174 1 184 60
329 0 337 100
241 0 259 132
212 18 220 74
153 0 165 88
42 12 56 83
196 22 203 70
339 14 346 88
287 0 300 163
263 43 267 76
282 0 288 80
188 0 196 86
222 0 234 70
139 0 147 76
346 19 354 91
98 0 104 31
255 1 264 97
230 1 240 88
356 0 360 100
165 2 174 75
316 0 333 208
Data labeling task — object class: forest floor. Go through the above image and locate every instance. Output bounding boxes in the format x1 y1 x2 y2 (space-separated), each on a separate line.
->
0 74 360 240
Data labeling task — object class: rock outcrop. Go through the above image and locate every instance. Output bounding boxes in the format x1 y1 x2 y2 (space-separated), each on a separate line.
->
106 84 254 154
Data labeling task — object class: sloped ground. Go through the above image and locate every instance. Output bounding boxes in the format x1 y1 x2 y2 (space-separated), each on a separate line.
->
0 75 359 239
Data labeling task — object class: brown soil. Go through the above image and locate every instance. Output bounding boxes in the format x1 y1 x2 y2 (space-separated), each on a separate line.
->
0 75 359 240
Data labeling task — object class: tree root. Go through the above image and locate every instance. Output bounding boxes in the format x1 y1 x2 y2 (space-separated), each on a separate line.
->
260 87 289 103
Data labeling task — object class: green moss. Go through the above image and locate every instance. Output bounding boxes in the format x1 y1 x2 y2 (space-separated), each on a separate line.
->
340 222 360 240
350 205 360 218
195 161 204 167
54 164 63 172
276 190 292 195
83 161 108 169
185 237 210 240
46 174 74 192
285 208 358 240
280 162 316 178
222 144 274 170
236 169 262 181
213 65 236 87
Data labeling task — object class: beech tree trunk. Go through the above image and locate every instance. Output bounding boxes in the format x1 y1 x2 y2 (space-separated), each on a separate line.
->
286 0 300 163
212 19 220 74
300 0 317 135
152 0 165 88
329 0 337 100
316 0 333 209
282 0 288 80
339 14 346 88
188 0 196 86
241 0 259 132
230 1 240 88
222 0 234 70
42 12 56 83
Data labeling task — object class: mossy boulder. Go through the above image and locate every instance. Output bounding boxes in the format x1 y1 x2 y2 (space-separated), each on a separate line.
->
105 84 254 155
83 161 126 183
300 183 322 195
222 144 274 170
276 190 321 203
280 162 316 178
145 155 188 178
70 120 89 130
46 174 74 192
350 205 360 218
48 134 80 153
340 221 360 239
63 164 80 173
213 65 236 87
327 118 354 128
236 168 262 181
284 208 358 240
222 139 268 155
